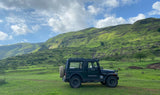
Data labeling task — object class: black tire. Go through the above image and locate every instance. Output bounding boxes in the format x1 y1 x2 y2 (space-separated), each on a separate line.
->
106 76 118 87
101 81 106 85
69 76 81 88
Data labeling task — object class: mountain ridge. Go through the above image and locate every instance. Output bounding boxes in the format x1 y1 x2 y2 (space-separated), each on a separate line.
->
39 18 160 51
0 43 42 59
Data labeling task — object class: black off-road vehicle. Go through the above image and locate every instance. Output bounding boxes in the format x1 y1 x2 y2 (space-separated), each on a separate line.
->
59 58 119 88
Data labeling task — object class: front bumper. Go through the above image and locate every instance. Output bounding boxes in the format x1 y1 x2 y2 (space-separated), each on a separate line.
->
117 76 119 80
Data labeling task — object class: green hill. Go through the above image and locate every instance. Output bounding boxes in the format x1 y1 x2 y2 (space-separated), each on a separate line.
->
42 18 159 49
0 18 160 69
0 43 41 59
40 18 160 57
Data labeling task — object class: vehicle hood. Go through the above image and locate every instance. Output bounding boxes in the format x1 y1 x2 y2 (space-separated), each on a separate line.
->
101 69 115 74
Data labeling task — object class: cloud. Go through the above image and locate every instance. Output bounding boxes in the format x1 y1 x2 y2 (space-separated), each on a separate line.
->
128 13 145 23
103 0 119 8
0 19 3 23
20 39 28 43
0 0 140 34
0 0 142 33
95 16 127 28
101 0 138 9
6 17 37 35
6 17 25 24
95 13 145 28
152 1 160 11
0 0 76 12
11 24 32 35
0 31 12 40
1 0 91 33
0 1 16 10
48 1 89 33
32 25 40 32
149 1 160 15
121 0 139 5
88 5 100 15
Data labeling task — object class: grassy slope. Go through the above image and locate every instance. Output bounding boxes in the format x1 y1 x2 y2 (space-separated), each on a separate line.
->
0 61 160 95
45 18 159 47
42 18 160 57
0 43 41 59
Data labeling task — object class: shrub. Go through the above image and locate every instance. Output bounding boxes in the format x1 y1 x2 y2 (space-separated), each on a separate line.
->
134 52 147 62
0 79 6 85
157 28 160 32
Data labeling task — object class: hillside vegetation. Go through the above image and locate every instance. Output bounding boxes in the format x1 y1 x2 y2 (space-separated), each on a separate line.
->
42 18 160 57
0 18 160 69
0 43 41 59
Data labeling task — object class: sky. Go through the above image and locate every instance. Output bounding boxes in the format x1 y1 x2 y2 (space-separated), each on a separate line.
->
0 0 160 45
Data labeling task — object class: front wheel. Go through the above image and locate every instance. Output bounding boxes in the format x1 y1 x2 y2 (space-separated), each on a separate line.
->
69 76 81 88
106 76 118 87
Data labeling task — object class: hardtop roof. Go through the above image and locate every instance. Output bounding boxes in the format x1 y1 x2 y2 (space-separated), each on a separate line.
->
68 58 99 62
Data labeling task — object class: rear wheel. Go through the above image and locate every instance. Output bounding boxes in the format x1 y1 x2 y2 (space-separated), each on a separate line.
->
106 76 118 87
69 76 81 88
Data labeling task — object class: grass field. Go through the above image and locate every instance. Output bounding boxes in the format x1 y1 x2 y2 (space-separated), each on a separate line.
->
0 61 160 95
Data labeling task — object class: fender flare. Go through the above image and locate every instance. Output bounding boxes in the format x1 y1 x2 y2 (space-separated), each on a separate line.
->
69 73 83 81
103 73 118 81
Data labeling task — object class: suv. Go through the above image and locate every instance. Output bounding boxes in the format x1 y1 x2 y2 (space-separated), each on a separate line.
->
59 58 119 88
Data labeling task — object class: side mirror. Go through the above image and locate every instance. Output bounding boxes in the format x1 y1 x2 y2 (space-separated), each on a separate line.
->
100 67 103 70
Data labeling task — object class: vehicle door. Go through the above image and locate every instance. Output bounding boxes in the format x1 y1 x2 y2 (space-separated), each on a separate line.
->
68 61 83 77
87 61 100 81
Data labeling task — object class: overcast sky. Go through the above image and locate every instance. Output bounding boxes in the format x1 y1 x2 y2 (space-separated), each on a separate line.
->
0 0 160 45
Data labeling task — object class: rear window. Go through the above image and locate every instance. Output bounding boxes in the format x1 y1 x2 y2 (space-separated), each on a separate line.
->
69 62 83 69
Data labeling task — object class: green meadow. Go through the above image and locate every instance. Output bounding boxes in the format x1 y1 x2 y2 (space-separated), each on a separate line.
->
0 60 160 95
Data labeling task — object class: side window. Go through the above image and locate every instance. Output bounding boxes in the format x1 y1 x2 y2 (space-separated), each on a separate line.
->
88 62 98 69
69 62 83 69
88 62 92 68
93 62 98 68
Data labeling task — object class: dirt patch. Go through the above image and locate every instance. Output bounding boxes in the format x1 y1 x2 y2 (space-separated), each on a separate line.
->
128 66 143 69
147 63 160 69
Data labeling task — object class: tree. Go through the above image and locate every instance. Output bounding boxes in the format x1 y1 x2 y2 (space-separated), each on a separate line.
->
157 28 160 32
134 52 147 62
10 63 18 70
100 42 104 46
0 68 5 75
0 66 6 85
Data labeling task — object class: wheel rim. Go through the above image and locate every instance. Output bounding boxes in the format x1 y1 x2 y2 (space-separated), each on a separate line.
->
73 79 79 85
109 78 116 86
72 78 80 87
110 79 115 85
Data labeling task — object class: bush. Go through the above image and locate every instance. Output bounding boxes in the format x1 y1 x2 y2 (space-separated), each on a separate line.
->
157 28 160 32
134 52 147 62
0 79 7 85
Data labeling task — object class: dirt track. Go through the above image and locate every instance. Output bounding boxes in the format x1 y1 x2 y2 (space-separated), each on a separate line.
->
128 66 143 69
147 63 160 69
